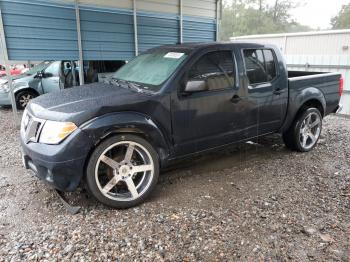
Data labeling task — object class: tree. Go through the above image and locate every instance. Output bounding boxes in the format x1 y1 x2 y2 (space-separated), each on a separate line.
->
219 0 312 40
331 3 350 29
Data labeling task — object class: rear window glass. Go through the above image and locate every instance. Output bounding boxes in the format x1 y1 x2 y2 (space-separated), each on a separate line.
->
263 50 277 81
243 49 277 85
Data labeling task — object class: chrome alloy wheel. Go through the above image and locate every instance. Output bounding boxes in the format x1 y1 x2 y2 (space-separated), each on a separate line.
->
95 141 154 201
19 94 33 108
299 112 322 150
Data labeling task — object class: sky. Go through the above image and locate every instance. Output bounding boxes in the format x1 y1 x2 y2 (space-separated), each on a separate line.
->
288 0 350 29
224 0 350 29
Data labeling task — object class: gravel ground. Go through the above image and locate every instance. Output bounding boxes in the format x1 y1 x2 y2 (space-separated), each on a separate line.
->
0 108 349 261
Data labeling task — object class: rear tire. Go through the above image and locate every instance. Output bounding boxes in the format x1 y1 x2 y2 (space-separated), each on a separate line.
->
85 134 159 209
15 90 37 110
283 107 322 152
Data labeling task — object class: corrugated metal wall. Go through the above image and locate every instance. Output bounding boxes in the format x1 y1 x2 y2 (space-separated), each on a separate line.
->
285 33 350 55
1 0 79 60
78 0 217 18
79 7 135 60
183 16 216 43
0 0 217 61
137 12 179 54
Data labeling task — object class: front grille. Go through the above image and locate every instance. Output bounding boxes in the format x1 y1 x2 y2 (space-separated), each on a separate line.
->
23 114 44 143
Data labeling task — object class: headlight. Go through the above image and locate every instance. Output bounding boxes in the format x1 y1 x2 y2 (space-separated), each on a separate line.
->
21 109 29 130
39 120 77 144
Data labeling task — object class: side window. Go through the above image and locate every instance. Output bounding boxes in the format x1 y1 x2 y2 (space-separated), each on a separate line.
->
187 51 235 91
44 61 60 77
243 49 277 84
263 50 277 81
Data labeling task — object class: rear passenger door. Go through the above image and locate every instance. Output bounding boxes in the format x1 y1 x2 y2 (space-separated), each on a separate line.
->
242 48 288 134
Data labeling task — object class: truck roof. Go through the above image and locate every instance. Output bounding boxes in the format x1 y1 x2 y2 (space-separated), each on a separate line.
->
148 41 275 53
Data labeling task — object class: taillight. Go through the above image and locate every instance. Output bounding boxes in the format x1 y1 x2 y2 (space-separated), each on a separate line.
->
339 76 343 96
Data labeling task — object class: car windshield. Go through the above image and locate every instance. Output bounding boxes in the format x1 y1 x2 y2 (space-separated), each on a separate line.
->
113 50 188 91
0 61 53 80
25 61 52 75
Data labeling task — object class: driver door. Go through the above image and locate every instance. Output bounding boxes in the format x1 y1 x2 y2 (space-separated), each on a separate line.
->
171 49 252 156
40 61 61 93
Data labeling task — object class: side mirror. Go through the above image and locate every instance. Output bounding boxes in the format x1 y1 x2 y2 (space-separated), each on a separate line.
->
38 71 53 78
184 80 207 93
35 71 43 78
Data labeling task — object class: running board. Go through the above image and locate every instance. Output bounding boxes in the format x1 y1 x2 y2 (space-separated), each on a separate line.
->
55 189 81 215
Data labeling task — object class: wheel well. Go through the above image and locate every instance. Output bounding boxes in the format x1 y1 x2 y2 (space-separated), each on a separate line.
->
82 129 161 183
15 88 39 97
298 99 325 117
100 128 150 144
284 99 325 133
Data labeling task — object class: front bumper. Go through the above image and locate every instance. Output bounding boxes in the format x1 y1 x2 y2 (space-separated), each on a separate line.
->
21 128 94 191
0 91 11 106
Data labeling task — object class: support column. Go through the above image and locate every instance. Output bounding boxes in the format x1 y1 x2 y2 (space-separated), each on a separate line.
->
133 0 139 56
216 0 222 41
283 35 288 55
75 0 84 85
179 0 183 43
0 9 18 127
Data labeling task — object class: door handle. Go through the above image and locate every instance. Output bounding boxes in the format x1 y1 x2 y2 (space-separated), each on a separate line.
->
231 94 242 103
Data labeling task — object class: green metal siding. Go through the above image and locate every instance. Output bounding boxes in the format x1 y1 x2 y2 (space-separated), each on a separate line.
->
0 0 217 61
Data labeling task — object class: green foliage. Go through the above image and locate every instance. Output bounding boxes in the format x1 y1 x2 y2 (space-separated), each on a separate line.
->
220 0 312 40
331 3 350 29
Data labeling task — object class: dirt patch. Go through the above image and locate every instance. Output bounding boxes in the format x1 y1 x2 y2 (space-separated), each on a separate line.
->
0 109 349 261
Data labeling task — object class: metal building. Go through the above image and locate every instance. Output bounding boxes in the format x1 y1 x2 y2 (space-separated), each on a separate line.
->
231 30 350 115
0 0 221 121
1 0 220 62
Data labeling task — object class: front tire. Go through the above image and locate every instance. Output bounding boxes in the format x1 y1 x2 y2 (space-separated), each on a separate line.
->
283 107 322 152
15 90 37 110
85 134 159 208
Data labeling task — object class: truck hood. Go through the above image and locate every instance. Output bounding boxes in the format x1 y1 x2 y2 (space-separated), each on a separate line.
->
27 82 152 125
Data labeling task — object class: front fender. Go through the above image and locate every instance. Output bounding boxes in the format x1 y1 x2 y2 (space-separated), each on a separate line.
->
13 76 42 95
80 112 171 165
281 87 326 132
13 85 27 95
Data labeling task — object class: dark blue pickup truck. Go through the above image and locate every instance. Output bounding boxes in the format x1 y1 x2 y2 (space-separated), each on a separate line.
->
20 42 343 208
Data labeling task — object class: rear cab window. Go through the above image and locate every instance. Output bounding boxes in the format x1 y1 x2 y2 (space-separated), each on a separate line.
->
243 48 278 85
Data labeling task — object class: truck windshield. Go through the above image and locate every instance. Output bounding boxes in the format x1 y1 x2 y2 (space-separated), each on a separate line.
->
113 51 188 91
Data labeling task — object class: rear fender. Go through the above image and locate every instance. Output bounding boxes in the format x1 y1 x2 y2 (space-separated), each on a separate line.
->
281 87 326 132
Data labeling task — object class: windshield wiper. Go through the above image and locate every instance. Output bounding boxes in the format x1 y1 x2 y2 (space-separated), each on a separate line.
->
111 78 153 94
110 78 127 88
126 81 144 93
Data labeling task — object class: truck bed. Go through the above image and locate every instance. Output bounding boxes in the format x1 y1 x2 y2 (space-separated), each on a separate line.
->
287 70 341 115
288 70 329 78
